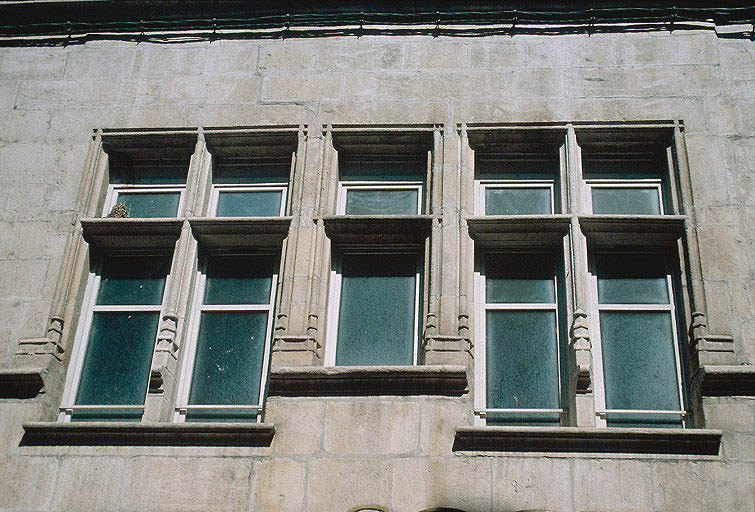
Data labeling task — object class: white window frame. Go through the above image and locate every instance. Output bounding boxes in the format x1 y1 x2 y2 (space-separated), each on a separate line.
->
58 254 171 422
587 251 687 428
325 249 422 366
104 184 186 218
174 252 279 423
584 178 664 215
210 184 288 217
474 179 556 216
473 252 565 426
337 181 423 215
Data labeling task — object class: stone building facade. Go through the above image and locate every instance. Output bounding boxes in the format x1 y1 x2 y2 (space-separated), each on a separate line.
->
0 2 753 511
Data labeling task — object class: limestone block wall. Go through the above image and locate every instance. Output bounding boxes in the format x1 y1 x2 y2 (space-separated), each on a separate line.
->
0 29 753 512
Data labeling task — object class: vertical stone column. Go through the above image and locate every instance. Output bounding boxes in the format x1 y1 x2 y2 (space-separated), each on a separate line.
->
424 125 472 367
566 125 595 427
144 131 206 422
271 125 325 366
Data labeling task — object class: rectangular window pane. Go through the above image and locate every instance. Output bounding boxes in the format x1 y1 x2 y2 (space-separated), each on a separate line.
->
600 311 681 427
118 192 181 218
485 253 556 304
591 187 661 215
188 311 268 410
216 190 283 217
75 312 159 408
486 310 560 426
213 160 290 185
345 189 419 215
336 253 417 366
485 187 552 215
597 253 669 305
109 156 189 185
203 255 274 305
96 256 170 306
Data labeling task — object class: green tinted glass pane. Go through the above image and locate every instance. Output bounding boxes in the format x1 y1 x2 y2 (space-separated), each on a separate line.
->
600 311 681 425
486 310 559 425
96 256 170 306
75 311 159 406
109 156 189 185
485 187 552 215
486 253 556 304
336 254 417 366
340 158 426 182
188 311 268 407
118 192 181 218
203 255 274 305
216 190 283 217
476 155 560 181
345 189 419 215
592 187 661 215
597 253 669 305
213 160 290 184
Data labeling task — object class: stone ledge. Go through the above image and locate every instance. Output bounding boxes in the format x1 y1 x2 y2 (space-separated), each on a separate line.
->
322 215 434 245
698 365 755 397
579 215 685 247
0 368 45 399
467 215 571 247
21 422 275 446
189 217 292 248
268 364 468 396
81 218 184 249
453 426 722 455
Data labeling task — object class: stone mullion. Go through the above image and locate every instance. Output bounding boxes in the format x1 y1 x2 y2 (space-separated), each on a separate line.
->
144 132 205 422
271 126 324 366
566 125 595 427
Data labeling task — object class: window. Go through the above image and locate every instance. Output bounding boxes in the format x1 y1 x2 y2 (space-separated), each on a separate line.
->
59 128 299 424
338 155 425 215
475 252 566 426
325 251 422 366
590 252 686 427
103 151 190 218
175 254 278 422
59 254 172 421
468 124 690 429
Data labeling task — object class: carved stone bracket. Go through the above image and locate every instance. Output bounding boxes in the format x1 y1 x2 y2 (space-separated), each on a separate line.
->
13 337 65 369
689 312 737 366
570 309 592 394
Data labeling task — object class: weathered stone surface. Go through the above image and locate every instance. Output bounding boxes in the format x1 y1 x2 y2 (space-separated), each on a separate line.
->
265 398 324 455
323 399 420 455
703 398 755 432
653 461 755 511
419 397 469 455
306 458 391 511
254 458 307 512
121 457 252 511
260 73 343 101
50 457 126 511
573 459 654 511
0 456 58 510
391 457 491 512
492 457 572 512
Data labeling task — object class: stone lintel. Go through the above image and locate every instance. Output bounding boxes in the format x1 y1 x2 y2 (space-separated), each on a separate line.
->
268 364 468 396
453 426 722 455
21 422 275 446
697 365 755 397
188 217 292 248
467 215 571 248
81 218 184 249
0 368 46 399
578 215 685 247
322 215 434 245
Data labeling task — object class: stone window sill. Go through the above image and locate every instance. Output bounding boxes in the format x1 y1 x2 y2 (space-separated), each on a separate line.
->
188 216 292 248
268 364 468 396
466 215 571 247
578 214 685 247
0 368 45 399
21 422 275 446
698 365 755 396
321 215 434 245
453 426 721 455
81 218 184 248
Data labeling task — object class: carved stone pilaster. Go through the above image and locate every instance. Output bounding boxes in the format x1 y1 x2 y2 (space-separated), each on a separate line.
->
155 314 179 356
271 335 322 366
